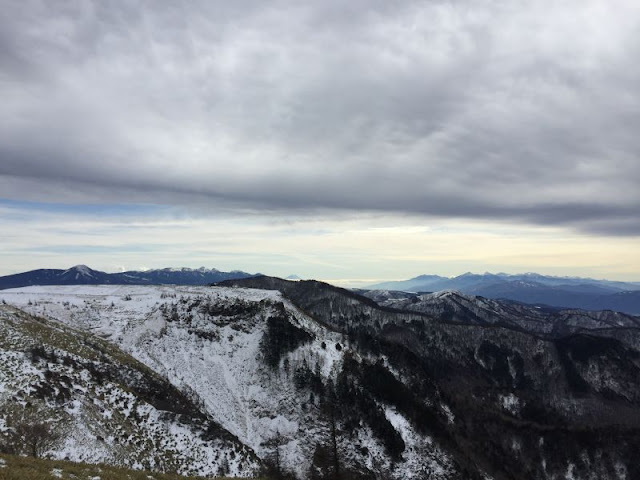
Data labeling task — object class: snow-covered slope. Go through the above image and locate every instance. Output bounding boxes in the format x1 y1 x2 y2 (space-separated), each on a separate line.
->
363 289 640 336
4 281 640 480
1 285 457 479
0 303 258 477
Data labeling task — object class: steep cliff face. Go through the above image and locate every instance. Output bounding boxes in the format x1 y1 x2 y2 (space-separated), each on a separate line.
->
3 280 640 479
1 285 460 479
0 303 258 477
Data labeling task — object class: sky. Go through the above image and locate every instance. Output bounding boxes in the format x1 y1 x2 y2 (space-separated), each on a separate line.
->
1 0 639 285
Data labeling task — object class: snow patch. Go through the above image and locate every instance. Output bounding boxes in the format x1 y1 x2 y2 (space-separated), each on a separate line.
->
441 404 455 424
65 265 94 278
498 393 520 415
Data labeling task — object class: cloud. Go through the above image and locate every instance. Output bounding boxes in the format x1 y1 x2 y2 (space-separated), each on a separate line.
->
1 199 639 282
0 0 639 235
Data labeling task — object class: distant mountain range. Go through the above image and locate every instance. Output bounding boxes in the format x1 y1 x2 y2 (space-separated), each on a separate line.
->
2 266 639 315
367 272 640 315
0 265 257 290
360 289 640 336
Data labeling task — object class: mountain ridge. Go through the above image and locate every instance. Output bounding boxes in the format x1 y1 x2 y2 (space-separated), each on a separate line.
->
368 271 640 292
0 265 257 290
367 272 640 315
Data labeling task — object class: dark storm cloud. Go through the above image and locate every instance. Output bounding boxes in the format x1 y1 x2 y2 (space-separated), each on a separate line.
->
1 0 639 234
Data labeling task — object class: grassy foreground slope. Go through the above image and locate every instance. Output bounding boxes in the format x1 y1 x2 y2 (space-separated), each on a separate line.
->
0 454 261 480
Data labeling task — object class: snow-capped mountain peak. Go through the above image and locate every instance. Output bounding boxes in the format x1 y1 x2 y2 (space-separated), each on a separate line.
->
65 264 94 276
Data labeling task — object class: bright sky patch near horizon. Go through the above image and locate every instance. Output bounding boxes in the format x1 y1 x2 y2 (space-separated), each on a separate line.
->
1 1 639 285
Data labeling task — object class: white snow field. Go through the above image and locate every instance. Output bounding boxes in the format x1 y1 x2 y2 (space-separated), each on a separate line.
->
1 285 458 479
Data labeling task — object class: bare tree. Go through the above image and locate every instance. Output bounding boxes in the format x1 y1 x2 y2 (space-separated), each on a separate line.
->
0 402 63 458
262 430 284 479
325 381 341 480
310 381 342 480
262 430 298 480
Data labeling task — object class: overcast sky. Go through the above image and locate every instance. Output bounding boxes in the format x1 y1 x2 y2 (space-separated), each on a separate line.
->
1 0 639 283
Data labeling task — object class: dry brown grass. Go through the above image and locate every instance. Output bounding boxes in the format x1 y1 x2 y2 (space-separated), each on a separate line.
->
0 454 263 480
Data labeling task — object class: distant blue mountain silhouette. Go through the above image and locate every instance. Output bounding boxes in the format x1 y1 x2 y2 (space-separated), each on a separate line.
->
368 272 640 315
0 265 257 290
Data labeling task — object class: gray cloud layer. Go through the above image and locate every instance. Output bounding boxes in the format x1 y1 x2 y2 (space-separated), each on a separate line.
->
1 0 639 234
